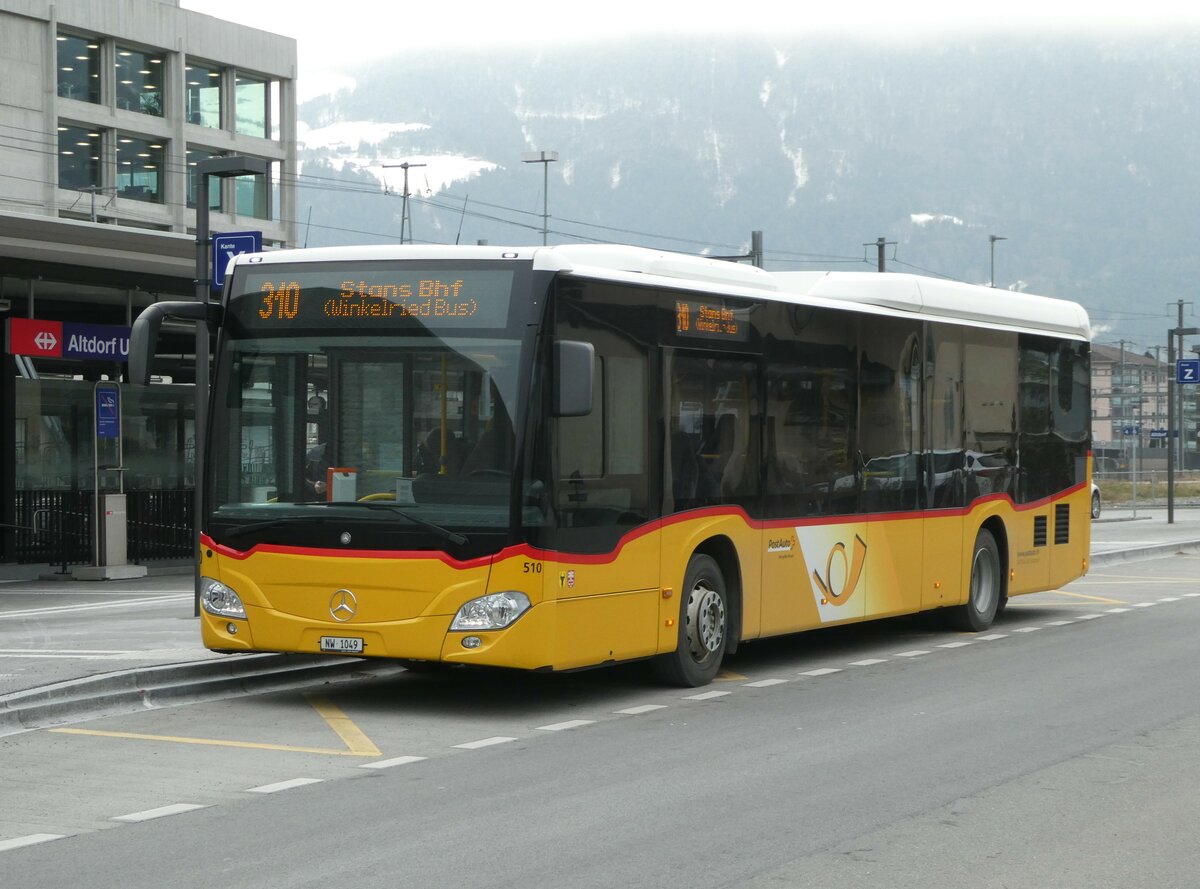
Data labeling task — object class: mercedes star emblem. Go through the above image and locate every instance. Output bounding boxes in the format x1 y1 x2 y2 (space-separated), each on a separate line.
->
328 588 358 622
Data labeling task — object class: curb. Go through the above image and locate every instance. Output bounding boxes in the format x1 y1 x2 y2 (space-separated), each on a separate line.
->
1090 539 1200 568
0 653 402 737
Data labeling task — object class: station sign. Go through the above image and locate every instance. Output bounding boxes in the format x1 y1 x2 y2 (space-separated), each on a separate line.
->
5 318 130 362
1178 358 1199 384
1149 429 1170 440
212 230 262 291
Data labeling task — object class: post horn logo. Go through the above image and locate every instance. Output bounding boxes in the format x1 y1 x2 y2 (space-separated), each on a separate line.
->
812 535 868 606
329 589 358 622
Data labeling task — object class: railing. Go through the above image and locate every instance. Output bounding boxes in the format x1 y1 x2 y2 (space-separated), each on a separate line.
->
12 490 93 568
127 489 194 562
11 489 193 566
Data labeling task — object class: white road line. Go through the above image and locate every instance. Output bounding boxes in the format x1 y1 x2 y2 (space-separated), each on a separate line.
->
799 668 842 676
453 736 516 750
536 719 595 732
743 678 789 687
977 633 1009 640
684 690 731 700
938 641 973 648
1106 608 1131 613
0 595 192 620
1044 620 1075 625
1132 602 1157 608
1012 627 1041 633
0 649 195 660
615 704 666 715
848 658 889 666
0 834 66 852
359 755 427 770
1184 593 1200 598
1076 614 1104 620
113 803 208 823
1159 597 1181 602
246 778 325 794
894 650 931 657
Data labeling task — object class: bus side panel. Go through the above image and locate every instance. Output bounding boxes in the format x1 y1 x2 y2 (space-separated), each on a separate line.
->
760 518 867 635
543 526 661 671
921 512 963 609
1049 486 1091 587
863 514 924 619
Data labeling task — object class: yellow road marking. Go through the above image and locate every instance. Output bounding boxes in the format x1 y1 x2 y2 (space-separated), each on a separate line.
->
48 695 382 758
49 727 377 756
1042 589 1126 605
306 694 381 756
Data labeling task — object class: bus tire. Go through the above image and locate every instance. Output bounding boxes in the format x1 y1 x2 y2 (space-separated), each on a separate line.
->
653 554 728 687
947 529 1002 632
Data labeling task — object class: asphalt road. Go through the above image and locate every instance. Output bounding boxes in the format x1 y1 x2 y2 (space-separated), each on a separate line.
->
2 550 1197 888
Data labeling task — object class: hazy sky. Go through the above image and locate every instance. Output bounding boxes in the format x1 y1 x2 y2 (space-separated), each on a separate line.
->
181 1 1200 99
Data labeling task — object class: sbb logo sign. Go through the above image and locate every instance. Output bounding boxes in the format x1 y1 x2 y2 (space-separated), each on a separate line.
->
6 318 130 362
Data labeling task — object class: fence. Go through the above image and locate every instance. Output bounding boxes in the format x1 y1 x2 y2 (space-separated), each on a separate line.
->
11 489 192 565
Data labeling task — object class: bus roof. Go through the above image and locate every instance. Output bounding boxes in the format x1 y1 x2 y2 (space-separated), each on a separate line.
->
227 243 1091 342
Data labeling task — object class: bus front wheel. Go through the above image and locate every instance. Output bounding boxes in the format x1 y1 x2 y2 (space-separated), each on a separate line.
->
947 529 1002 632
653 554 728 687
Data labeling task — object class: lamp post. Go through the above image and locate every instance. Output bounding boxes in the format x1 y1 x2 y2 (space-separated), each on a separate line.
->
989 234 1007 287
521 150 558 245
192 155 267 612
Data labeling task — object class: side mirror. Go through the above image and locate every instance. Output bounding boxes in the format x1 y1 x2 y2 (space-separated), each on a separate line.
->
553 340 594 417
129 301 222 385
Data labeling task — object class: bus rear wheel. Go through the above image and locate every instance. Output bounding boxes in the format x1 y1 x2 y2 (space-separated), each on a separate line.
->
947 529 1002 632
653 554 728 687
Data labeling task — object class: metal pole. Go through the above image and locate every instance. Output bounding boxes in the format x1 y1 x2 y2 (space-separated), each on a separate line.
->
989 235 1007 287
193 170 211 615
542 161 549 246
1167 331 1175 524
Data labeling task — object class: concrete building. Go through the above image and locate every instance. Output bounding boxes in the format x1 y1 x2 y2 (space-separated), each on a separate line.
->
1 0 297 568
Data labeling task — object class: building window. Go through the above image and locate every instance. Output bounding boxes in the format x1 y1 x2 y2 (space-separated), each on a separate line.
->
187 146 226 210
185 61 223 127
115 46 165 116
58 123 102 190
116 134 165 202
235 162 272 219
235 73 268 137
57 33 101 103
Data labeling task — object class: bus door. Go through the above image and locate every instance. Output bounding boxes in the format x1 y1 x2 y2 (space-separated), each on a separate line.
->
545 290 659 669
858 321 924 618
922 324 964 609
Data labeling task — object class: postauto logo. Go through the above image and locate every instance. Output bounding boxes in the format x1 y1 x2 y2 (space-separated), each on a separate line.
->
6 318 130 362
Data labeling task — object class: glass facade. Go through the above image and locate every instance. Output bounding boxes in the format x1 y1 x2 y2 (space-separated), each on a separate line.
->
235 73 268 137
56 33 101 103
115 46 166 116
235 164 271 218
116 134 165 202
14 380 195 492
185 61 222 127
57 123 102 190
186 146 226 209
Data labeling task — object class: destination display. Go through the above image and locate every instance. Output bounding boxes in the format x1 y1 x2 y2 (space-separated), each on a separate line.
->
232 267 515 331
674 298 750 342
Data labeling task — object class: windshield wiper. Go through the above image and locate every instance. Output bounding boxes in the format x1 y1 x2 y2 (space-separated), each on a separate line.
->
340 502 469 547
219 516 318 540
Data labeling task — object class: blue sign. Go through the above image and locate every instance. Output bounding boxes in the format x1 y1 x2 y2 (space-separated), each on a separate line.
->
212 231 262 291
1149 429 1169 439
64 322 130 362
1122 426 1142 436
1177 358 1200 385
95 385 120 440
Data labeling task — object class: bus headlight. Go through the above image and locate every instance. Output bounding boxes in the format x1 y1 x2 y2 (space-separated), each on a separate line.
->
450 591 531 631
200 576 246 619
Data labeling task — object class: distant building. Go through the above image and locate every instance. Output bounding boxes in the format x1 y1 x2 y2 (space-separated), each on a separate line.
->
0 0 297 569
1090 342 1198 473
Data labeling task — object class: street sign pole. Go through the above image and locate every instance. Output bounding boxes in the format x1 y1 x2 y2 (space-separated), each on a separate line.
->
1166 327 1200 524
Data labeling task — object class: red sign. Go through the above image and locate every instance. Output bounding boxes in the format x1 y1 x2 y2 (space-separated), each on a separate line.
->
6 318 64 358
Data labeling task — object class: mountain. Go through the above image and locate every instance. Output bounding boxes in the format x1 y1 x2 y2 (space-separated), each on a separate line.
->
295 32 1200 350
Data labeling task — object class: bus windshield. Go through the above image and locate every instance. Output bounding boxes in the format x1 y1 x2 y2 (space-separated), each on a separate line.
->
205 260 538 553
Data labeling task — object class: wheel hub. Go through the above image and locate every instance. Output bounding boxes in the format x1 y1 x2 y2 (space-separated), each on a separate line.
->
686 584 725 660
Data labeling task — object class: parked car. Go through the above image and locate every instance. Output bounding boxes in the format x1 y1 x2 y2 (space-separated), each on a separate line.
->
1091 482 1102 519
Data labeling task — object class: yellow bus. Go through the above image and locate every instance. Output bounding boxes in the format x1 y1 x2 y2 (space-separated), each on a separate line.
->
130 245 1092 686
